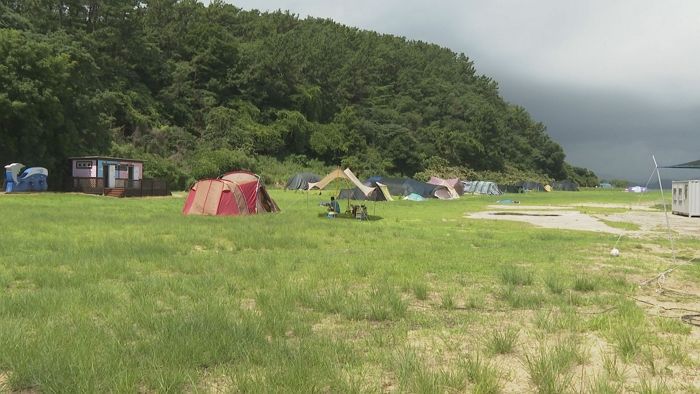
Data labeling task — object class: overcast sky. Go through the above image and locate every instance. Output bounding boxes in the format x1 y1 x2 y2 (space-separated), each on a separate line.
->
216 0 700 180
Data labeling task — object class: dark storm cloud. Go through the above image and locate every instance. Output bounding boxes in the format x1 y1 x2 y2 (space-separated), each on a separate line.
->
215 0 700 179
494 75 700 179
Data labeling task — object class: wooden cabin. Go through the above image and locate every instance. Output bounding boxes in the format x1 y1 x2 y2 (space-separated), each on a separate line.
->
68 156 169 197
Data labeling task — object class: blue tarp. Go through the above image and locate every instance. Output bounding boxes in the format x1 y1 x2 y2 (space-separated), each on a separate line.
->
404 193 426 201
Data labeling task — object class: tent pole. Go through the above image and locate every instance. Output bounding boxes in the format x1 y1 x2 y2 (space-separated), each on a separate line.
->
652 155 676 263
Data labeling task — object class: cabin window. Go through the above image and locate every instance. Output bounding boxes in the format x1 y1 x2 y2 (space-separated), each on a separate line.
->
75 160 93 169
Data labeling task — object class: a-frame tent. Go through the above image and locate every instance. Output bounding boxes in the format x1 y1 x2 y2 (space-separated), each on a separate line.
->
307 168 377 210
308 168 375 195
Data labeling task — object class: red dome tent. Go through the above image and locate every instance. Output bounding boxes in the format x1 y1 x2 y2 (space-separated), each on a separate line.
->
183 171 279 216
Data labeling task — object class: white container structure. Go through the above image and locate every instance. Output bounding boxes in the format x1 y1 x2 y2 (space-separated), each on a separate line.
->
672 180 700 217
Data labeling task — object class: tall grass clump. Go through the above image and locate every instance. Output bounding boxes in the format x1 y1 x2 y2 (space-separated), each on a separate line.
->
544 274 565 294
462 354 500 394
533 309 579 332
612 327 644 361
499 265 533 286
587 374 623 394
412 282 429 301
394 350 466 393
499 285 544 309
486 327 518 355
572 275 598 292
524 341 583 393
440 292 455 310
636 379 670 394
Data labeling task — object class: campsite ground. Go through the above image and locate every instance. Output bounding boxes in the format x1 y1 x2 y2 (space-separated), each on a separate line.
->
0 190 699 393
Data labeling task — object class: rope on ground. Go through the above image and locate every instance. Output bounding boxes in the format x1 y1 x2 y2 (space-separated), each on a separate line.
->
658 285 700 299
681 314 700 327
629 296 700 314
577 306 618 315
629 295 700 327
638 255 698 287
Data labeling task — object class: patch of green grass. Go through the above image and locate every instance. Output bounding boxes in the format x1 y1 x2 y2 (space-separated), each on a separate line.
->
0 190 696 391
662 340 692 366
395 350 467 393
412 282 429 301
587 374 623 394
573 275 598 292
499 265 534 286
486 327 518 355
499 285 545 309
612 326 645 361
636 378 671 394
440 292 455 310
544 274 565 294
523 341 583 394
599 219 641 231
654 317 691 335
533 308 580 332
466 294 485 309
462 354 500 394
601 352 626 383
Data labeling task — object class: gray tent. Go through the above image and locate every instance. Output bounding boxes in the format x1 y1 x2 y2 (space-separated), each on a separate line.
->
462 181 502 195
551 180 579 191
285 172 321 190
338 187 390 201
365 176 438 198
501 181 544 193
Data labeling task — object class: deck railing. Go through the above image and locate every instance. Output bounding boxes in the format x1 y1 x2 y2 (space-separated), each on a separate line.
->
70 177 170 197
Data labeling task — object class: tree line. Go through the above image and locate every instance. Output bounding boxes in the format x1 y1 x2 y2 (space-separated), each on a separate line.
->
0 0 598 188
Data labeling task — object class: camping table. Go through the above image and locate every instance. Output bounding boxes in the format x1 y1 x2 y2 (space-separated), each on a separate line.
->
351 205 368 220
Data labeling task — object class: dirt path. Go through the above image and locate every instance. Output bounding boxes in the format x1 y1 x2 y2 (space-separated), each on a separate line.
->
469 203 700 238
469 210 626 234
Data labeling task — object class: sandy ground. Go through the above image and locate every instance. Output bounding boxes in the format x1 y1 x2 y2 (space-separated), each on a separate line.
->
469 203 700 238
470 210 627 234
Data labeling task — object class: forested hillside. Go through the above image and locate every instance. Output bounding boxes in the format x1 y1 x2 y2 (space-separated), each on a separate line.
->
0 0 596 188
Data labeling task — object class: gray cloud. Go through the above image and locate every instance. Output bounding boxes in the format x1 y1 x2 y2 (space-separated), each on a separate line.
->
214 0 700 180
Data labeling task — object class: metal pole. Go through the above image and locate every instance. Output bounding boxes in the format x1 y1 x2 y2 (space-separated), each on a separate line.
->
652 155 676 263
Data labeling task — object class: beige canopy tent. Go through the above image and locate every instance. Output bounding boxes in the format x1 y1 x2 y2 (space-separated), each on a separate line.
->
308 168 376 196
307 168 378 212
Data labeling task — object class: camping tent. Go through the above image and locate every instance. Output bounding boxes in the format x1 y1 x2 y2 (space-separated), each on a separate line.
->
220 171 279 213
366 176 454 199
427 176 461 199
183 179 250 216
338 181 393 201
599 183 613 189
4 163 49 192
462 181 502 195
551 180 579 191
404 193 426 201
428 176 464 196
308 168 376 197
285 172 321 190
183 172 279 216
500 181 544 193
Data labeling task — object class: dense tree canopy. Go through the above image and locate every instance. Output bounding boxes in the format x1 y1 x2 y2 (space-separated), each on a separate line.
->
0 0 595 188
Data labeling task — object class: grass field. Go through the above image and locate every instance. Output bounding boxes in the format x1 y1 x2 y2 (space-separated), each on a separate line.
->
0 190 699 393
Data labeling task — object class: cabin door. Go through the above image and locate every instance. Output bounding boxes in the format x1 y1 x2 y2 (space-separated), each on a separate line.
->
127 166 134 188
104 165 116 188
